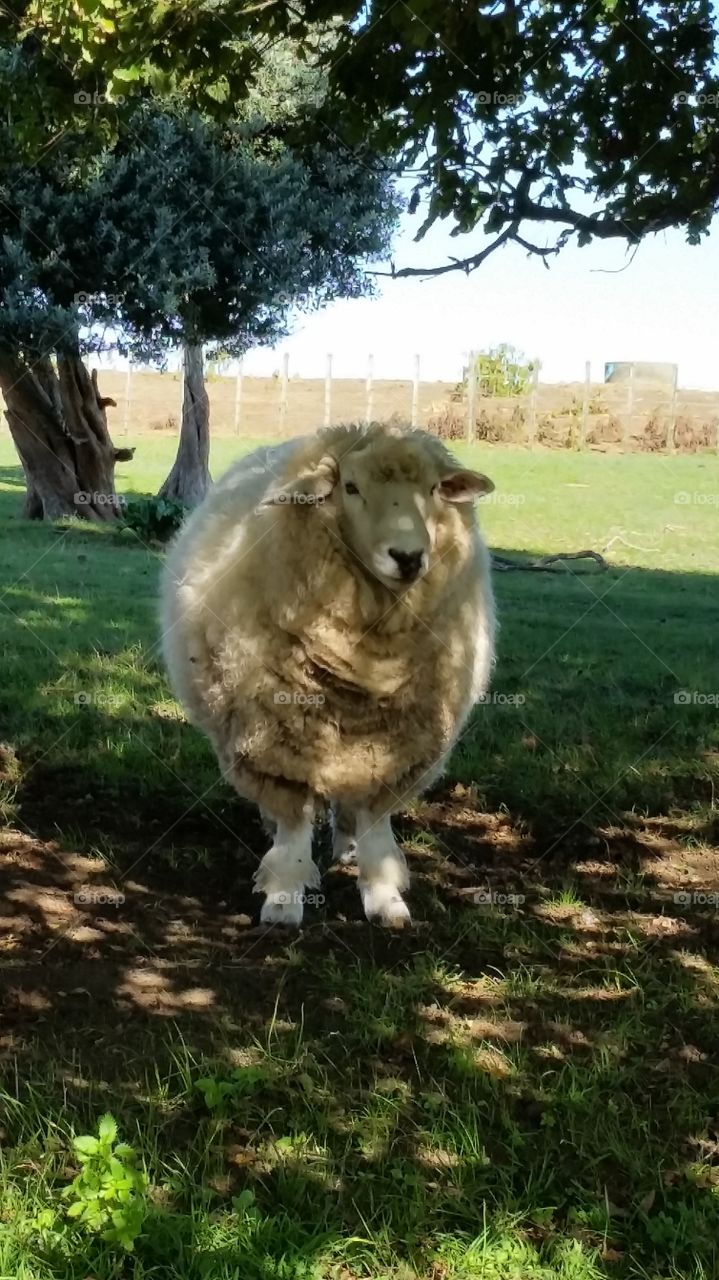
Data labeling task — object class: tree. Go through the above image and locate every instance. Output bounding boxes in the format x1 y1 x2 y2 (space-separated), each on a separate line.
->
0 101 399 514
0 121 134 520
5 2 719 273
94 108 399 505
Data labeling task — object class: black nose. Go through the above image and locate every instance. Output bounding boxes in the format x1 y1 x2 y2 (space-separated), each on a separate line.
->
388 548 423 580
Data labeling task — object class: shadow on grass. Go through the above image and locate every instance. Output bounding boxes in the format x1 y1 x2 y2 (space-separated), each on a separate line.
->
2 808 719 1278
1 480 718 1276
0 464 27 490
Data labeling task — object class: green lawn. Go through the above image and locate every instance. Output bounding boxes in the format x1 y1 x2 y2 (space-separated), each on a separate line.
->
0 432 718 1279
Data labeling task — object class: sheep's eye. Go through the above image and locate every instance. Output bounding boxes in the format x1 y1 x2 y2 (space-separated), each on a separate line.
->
430 483 438 496
344 481 360 496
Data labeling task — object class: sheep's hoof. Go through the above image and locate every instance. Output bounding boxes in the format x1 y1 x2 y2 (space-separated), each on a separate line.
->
360 882 411 928
260 892 304 927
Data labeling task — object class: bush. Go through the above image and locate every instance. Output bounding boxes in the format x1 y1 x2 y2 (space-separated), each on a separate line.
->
121 496 186 543
464 344 536 397
426 403 465 439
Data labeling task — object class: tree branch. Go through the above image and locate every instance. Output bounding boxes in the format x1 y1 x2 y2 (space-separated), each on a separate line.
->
371 188 676 280
370 222 517 280
238 0 284 14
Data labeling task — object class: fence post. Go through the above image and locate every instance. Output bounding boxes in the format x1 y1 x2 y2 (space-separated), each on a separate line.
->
527 362 539 448
365 353 374 424
122 364 133 436
580 360 590 450
411 353 420 428
667 365 678 452
324 353 332 428
466 350 476 443
279 351 289 433
624 364 634 450
233 359 243 436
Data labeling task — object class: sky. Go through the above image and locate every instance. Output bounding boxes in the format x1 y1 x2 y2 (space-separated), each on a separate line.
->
235 206 719 390
97 194 719 392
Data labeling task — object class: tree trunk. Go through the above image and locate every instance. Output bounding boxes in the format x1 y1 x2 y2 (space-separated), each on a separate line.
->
157 342 211 507
0 349 126 521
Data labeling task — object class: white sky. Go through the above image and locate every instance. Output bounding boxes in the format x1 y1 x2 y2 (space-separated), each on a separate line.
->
98 203 718 391
238 207 719 390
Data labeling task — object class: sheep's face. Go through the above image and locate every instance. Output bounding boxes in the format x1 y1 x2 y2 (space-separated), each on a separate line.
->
335 442 494 589
264 435 494 590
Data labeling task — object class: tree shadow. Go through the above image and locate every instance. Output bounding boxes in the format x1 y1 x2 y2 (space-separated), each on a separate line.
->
0 463 26 489
1 532 718 1275
3 811 719 1277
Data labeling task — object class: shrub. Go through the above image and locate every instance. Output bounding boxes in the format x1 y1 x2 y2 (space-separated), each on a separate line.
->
122 496 186 542
465 344 536 397
62 1113 148 1252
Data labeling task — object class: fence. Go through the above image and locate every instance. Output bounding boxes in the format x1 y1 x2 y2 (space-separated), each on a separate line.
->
94 356 459 442
3 355 719 453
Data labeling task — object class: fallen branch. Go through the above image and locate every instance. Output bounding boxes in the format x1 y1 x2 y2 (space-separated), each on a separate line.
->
492 550 607 572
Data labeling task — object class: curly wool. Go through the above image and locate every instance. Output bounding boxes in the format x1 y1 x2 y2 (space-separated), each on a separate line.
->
161 423 495 825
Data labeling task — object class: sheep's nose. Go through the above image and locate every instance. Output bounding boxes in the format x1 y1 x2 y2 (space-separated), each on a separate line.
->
388 548 423 580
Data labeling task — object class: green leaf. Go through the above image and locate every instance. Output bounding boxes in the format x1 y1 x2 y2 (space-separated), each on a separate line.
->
66 1201 86 1218
113 65 144 81
98 1113 118 1143
73 1135 100 1156
206 77 230 103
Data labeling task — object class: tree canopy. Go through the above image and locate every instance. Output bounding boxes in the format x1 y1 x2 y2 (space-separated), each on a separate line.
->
100 111 398 360
4 1 719 273
0 57 399 515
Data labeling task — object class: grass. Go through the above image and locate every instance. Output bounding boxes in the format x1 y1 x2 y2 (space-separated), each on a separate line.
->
0 431 718 1279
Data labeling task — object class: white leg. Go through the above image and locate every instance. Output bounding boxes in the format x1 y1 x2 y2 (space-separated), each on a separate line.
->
253 814 319 926
331 802 356 864
355 810 411 927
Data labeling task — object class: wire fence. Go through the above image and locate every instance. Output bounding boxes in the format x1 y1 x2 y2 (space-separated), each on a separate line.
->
3 355 719 452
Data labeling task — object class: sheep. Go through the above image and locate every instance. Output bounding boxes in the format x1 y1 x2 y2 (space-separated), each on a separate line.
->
161 422 496 927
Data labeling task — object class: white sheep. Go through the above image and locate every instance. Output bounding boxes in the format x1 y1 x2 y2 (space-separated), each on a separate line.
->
161 423 496 927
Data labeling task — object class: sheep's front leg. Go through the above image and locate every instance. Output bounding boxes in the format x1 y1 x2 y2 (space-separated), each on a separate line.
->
355 809 411 927
253 813 320 927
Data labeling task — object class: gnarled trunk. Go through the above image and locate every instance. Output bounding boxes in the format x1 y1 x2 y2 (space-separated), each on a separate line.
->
0 349 126 521
157 342 211 508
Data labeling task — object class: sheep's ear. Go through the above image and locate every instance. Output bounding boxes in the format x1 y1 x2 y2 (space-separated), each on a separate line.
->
439 469 494 503
261 455 338 506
